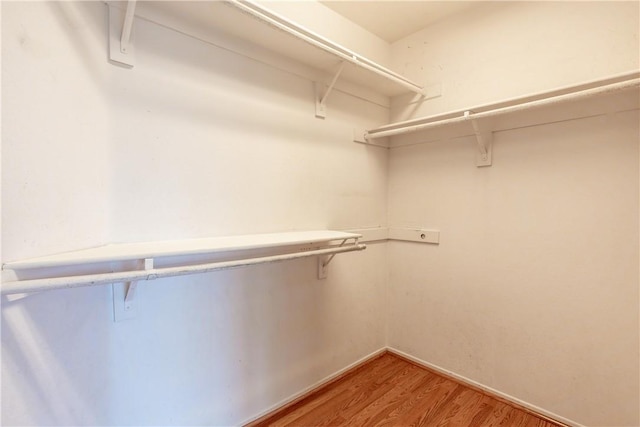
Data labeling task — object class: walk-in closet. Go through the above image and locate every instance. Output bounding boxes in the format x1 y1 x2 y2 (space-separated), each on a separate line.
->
1 1 638 426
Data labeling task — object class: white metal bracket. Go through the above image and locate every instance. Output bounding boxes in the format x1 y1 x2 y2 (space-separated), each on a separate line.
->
108 1 137 67
353 128 368 144
317 238 353 279
317 255 329 279
124 281 137 311
315 62 345 119
388 228 440 244
352 128 390 148
465 111 493 167
112 258 152 322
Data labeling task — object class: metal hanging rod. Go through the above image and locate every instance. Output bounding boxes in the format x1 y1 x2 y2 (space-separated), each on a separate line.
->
226 0 426 96
366 72 640 140
1 243 366 296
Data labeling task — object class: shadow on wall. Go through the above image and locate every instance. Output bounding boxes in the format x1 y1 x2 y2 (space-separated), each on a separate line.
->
1 287 113 425
48 2 110 95
0 255 333 425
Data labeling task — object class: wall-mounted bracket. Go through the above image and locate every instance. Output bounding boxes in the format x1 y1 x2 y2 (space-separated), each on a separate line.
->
123 281 137 311
315 62 345 119
108 1 137 67
352 128 389 148
465 111 493 167
112 258 152 322
317 255 329 279
353 128 368 144
317 238 352 279
388 228 440 244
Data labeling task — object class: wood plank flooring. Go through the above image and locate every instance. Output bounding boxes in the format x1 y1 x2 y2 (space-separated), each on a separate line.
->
249 352 564 427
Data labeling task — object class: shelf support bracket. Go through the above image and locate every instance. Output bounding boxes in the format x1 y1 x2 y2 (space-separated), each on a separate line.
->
108 1 137 67
317 238 352 279
465 111 493 167
123 281 137 311
315 62 345 119
113 258 152 322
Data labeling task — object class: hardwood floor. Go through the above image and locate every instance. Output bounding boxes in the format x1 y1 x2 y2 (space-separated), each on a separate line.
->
248 352 565 427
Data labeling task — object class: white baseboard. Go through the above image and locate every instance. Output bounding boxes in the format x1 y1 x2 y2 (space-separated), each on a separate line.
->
240 346 585 427
387 347 584 427
238 347 387 426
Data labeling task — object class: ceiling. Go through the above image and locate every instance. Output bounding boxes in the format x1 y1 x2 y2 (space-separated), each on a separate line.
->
320 1 479 43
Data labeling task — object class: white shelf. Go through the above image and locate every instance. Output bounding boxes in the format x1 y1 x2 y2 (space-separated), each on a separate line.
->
222 0 425 97
366 71 640 152
4 230 361 270
1 231 365 296
109 1 424 98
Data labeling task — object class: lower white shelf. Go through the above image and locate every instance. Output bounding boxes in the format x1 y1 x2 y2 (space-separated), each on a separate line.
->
1 230 365 296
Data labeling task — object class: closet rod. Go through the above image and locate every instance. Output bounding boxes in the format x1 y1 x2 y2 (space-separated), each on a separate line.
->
366 76 640 140
1 244 366 296
226 0 426 96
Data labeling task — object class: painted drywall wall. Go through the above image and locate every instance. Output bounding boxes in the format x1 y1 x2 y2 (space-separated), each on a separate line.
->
387 2 640 426
1 2 388 425
388 112 639 426
391 1 640 121
266 1 390 67
1 1 111 261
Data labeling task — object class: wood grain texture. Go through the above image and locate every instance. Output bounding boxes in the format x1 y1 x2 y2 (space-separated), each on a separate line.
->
247 353 566 427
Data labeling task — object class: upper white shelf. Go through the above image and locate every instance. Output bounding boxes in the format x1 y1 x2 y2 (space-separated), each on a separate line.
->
367 71 640 146
224 0 425 97
116 0 425 98
3 230 361 270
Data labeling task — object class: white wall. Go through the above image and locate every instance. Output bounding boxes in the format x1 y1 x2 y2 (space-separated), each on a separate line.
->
1 1 111 261
391 1 640 121
1 2 388 425
266 1 390 67
387 2 639 426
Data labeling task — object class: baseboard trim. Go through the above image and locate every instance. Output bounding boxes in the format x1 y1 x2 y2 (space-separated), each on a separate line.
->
240 347 387 426
387 347 583 427
241 346 584 427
